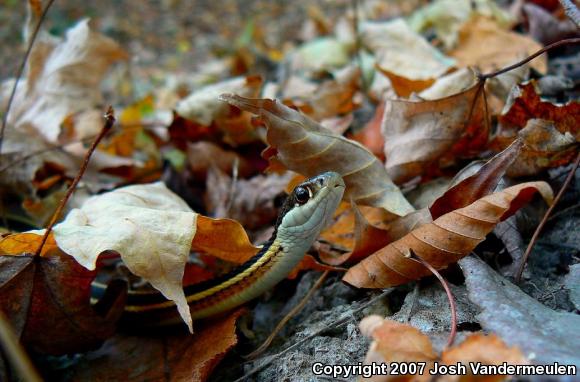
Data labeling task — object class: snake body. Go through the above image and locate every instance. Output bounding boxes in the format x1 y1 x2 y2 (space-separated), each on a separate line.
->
91 172 345 327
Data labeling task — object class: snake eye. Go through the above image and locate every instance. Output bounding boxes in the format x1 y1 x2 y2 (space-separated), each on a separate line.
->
294 186 310 204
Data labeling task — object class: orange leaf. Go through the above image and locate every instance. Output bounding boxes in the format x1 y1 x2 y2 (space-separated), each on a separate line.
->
360 315 436 381
220 94 413 216
440 333 529 382
193 215 335 278
0 232 58 257
343 182 553 288
359 316 529 382
192 216 259 264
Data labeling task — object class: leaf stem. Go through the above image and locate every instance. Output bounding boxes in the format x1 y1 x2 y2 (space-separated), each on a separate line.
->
410 251 457 348
515 150 580 283
34 107 115 257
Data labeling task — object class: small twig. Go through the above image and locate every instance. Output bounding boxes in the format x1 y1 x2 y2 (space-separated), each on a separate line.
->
34 107 115 257
559 0 580 27
0 0 56 156
0 311 42 382
515 150 580 283
234 288 394 382
410 251 457 348
478 38 580 80
244 270 330 359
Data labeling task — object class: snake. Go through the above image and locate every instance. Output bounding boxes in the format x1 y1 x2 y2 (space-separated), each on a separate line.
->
91 171 345 328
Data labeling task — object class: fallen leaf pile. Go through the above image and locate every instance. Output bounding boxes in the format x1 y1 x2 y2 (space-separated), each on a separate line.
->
0 0 579 381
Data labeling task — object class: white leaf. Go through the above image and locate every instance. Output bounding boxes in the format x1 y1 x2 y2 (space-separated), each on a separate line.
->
53 182 197 332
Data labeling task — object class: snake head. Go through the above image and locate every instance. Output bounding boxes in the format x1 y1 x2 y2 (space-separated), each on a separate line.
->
278 172 345 239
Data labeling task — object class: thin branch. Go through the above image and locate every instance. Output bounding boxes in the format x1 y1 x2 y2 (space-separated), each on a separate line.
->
515 150 580 283
34 107 115 256
0 0 56 156
410 251 457 348
478 38 580 80
234 288 394 382
244 270 330 359
559 0 580 27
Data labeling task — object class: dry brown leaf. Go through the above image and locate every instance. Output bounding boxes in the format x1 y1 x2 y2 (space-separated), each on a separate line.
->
68 308 245 382
499 81 579 139
187 141 254 181
205 169 293 230
360 315 436 382
429 138 523 219
343 182 553 288
493 81 580 176
360 316 528 382
439 333 529 382
448 16 547 74
0 246 125 355
383 81 488 184
220 94 414 216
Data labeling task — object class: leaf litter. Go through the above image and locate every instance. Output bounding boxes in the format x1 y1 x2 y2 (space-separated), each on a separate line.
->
0 1 579 381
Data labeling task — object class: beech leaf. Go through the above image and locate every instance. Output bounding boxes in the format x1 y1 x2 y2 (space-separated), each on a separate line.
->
219 94 414 216
343 182 553 288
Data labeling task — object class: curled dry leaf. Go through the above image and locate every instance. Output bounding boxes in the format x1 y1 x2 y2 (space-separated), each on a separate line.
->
359 316 528 382
429 138 523 219
52 182 197 332
361 19 455 96
219 94 414 216
1 19 128 142
440 334 528 382
448 16 547 74
68 308 245 382
382 80 488 184
0 243 126 355
360 315 436 381
344 182 553 288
